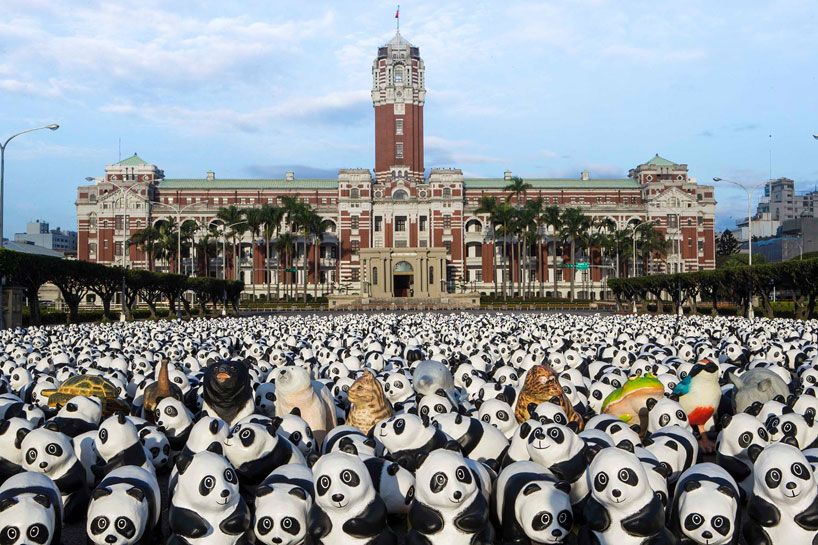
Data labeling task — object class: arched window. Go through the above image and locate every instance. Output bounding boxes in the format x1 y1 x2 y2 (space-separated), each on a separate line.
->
350 188 359 199
391 171 396 181
372 267 378 285
394 66 403 84
443 188 451 198
393 190 407 201
394 261 413 272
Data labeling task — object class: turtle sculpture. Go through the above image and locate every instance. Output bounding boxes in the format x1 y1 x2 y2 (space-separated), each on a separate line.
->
41 375 129 417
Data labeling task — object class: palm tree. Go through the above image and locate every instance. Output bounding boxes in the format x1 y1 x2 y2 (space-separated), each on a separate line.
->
493 202 515 301
275 232 295 298
216 205 245 281
179 220 198 275
127 226 159 271
153 217 178 272
308 211 334 298
525 197 545 297
542 205 562 298
194 225 220 277
280 195 303 297
559 207 590 301
512 206 536 298
293 205 315 303
475 196 499 296
243 207 264 288
260 204 284 300
505 176 533 207
636 222 671 275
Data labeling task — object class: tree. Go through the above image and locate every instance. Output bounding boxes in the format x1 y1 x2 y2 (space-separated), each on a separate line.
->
85 264 124 321
308 211 334 297
525 198 546 297
492 202 515 300
717 229 741 256
504 176 533 206
542 205 562 298
243 207 264 289
259 204 284 300
475 196 499 296
559 207 590 300
216 205 246 280
127 226 159 271
276 232 295 298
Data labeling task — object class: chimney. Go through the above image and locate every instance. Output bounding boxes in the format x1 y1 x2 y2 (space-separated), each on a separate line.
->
581 170 590 181
504 170 512 181
206 171 215 181
286 171 294 181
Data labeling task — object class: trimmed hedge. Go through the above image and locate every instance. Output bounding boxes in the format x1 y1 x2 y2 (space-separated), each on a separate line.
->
1 248 244 326
608 258 818 319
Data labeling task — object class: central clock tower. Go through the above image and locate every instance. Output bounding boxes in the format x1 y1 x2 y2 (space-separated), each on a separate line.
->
372 31 425 184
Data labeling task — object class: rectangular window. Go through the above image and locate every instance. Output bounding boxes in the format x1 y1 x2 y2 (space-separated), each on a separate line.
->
687 238 692 247
351 216 359 229
351 269 360 281
396 119 403 135
429 266 434 285
667 214 678 229
395 240 407 248
697 216 703 226
103 240 108 249
372 267 378 285
698 240 704 252
476 270 482 282
419 216 427 231
351 240 360 255
443 241 452 254
89 216 97 228
115 215 124 230
89 243 97 254
395 216 407 232
419 240 427 247
374 216 382 232
396 143 403 158
115 241 123 256
443 216 451 230
350 188 359 199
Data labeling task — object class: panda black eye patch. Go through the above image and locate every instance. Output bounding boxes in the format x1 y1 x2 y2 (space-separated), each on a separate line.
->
547 427 564 442
317 475 331 495
430 472 448 493
532 512 552 531
115 517 135 539
240 429 255 447
90 517 108 535
792 462 810 480
684 513 704 531
594 472 609 492
455 466 472 484
45 443 62 457
199 475 216 495
617 468 638 486
281 517 301 535
26 523 48 545
712 516 730 536
394 420 405 434
765 468 782 488
341 470 360 486
165 406 178 417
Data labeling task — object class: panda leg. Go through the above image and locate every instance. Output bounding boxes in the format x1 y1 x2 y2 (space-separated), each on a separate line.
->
696 424 715 453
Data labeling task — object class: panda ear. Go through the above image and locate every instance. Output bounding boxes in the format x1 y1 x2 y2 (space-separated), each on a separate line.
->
454 414 463 425
256 485 274 497
126 487 145 502
745 402 763 417
720 414 733 429
653 463 671 479
716 484 736 498
630 424 641 434
522 483 542 496
117 412 127 424
288 487 308 501
443 440 460 453
0 420 9 435
386 463 400 476
645 398 658 411
289 407 301 417
44 421 60 433
415 450 430 469
553 480 571 495
420 413 430 427
519 421 532 439
176 452 194 474
667 393 680 402
683 480 702 493
549 397 562 407
806 412 815 427
617 440 634 453
747 444 764 464
782 406 794 415
0 497 17 512
566 420 580 433
15 428 30 449
92 487 113 500
773 394 786 403
787 395 798 408
139 427 150 438
363 437 376 448
206 442 223 455
31 494 51 509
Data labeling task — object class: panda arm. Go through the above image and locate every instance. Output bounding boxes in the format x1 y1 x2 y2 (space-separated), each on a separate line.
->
0 459 22 481
715 454 752 482
342 497 388 538
742 518 773 545
794 492 818 531
308 504 332 541
219 499 251 535
408 501 444 534
405 531 433 545
620 495 665 537
583 497 610 532
54 460 86 493
747 496 781 527
453 494 490 533
169 506 210 538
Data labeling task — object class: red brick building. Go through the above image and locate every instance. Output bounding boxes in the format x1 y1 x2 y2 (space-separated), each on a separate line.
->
76 30 716 299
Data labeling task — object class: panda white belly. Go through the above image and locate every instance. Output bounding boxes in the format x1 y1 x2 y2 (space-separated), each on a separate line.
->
763 515 816 545
433 508 472 545
595 504 650 545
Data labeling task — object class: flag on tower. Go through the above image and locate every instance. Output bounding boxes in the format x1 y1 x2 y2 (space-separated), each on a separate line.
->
396 6 399 18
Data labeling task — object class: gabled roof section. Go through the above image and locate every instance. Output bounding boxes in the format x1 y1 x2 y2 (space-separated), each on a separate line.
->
644 154 676 166
116 153 149 166
159 179 338 190
463 178 639 190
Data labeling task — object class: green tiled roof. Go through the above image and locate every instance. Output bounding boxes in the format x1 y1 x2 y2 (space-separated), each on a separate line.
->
116 153 149 166
644 154 676 166
463 179 639 189
159 179 338 189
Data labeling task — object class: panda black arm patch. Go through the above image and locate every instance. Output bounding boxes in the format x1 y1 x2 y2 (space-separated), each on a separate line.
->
747 496 781 527
453 494 489 533
54 460 86 492
219 500 251 535
308 504 332 540
170 505 210 538
583 497 610 532
794 493 818 531
621 495 665 537
0 459 22 482
408 500 444 534
716 454 752 482
742 519 773 545
342 497 388 538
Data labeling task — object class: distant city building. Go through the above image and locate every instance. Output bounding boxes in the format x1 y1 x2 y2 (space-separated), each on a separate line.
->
14 220 77 253
735 178 818 243
75 28 716 299
2 239 64 258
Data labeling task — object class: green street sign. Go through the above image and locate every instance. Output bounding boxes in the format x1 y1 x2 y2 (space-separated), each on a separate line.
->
285 268 297 272
557 264 573 268
576 262 589 271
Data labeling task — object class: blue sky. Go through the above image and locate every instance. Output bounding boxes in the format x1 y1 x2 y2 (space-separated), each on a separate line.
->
1 0 816 235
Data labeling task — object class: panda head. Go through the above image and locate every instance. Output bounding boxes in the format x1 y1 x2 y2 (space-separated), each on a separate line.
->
515 480 573 545
768 412 814 449
254 383 277 417
526 423 582 464
96 413 139 462
223 422 280 468
313 452 374 513
588 447 652 510
138 426 170 469
418 394 453 420
87 485 149 545
0 493 56 545
175 450 240 511
154 397 192 437
59 397 104 427
20 425 76 476
531 401 570 427
677 479 737 545
716 413 768 460
415 449 479 510
477 399 515 435
646 397 690 433
278 414 315 454
374 414 426 452
0 418 34 465
185 417 229 454
753 443 817 506
254 485 311 545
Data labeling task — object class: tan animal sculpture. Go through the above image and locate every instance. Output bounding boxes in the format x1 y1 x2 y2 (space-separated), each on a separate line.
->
275 366 336 444
346 369 394 434
141 359 183 424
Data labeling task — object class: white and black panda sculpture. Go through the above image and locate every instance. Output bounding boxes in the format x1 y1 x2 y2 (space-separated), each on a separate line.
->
87 465 160 545
407 447 493 545
744 443 818 545
670 463 741 545
254 464 313 545
93 412 155 480
0 471 62 545
579 447 676 545
169 449 250 545
0 417 33 484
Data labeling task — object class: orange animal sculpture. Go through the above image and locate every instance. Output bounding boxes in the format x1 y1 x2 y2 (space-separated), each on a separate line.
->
515 364 583 429
346 369 394 434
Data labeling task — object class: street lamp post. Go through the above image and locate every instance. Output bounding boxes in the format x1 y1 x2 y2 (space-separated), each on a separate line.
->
713 177 769 319
0 124 59 329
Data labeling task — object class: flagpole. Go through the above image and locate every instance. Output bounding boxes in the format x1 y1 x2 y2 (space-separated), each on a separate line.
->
397 5 400 32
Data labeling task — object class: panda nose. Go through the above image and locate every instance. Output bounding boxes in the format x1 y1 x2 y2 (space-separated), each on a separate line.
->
552 529 562 538
786 482 797 490
332 493 345 503
453 490 462 500
39 462 48 469
611 489 621 498
702 531 713 540
105 536 117 544
220 489 230 498
271 539 282 544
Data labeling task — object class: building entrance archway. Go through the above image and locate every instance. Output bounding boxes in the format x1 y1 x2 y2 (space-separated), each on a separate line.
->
393 261 414 297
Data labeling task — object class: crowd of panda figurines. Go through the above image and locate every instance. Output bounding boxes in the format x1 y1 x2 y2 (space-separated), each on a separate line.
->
4 312 818 544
